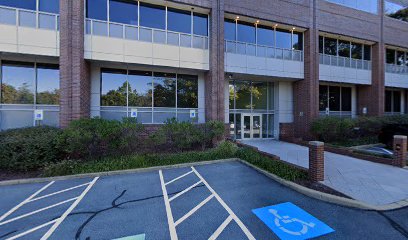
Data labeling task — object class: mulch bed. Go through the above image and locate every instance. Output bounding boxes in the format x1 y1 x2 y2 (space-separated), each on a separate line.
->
0 170 42 182
295 179 352 199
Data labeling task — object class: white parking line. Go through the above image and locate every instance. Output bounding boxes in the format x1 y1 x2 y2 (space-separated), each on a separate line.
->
165 170 193 186
159 170 178 240
29 182 90 202
6 220 57 240
175 194 214 226
208 215 233 240
169 180 202 202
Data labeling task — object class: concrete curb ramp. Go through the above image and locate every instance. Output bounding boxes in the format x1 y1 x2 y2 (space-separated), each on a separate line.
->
0 159 407 211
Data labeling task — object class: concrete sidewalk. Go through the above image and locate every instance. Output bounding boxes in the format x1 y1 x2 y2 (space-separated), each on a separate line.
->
242 139 408 206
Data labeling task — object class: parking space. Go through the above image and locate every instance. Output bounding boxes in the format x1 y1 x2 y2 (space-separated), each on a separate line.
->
1 161 408 240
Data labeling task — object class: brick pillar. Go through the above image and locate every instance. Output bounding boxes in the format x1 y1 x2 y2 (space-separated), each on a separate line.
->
205 0 225 123
393 135 407 168
309 141 325 182
59 0 90 128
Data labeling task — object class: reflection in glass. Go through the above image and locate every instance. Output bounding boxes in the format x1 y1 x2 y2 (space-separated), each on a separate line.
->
0 0 36 10
338 40 350 57
341 87 352 111
397 51 405 65
234 81 251 109
194 13 208 36
385 90 392 112
1 62 35 104
351 43 362 59
319 85 328 111
237 22 255 44
385 1 408 22
86 0 107 21
39 0 59 14
364 45 371 61
37 64 59 105
177 74 198 108
319 36 324 54
324 37 337 56
257 25 274 47
140 3 165 30
101 69 127 106
394 91 401 113
224 19 236 41
128 70 152 107
168 8 191 34
252 82 267 109
109 0 137 25
276 29 291 49
386 49 396 64
292 32 303 50
153 72 176 107
329 86 340 111
229 81 235 109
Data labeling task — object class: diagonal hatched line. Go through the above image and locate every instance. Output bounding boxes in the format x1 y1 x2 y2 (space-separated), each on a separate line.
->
165 170 194 186
208 215 234 240
5 219 58 240
29 182 91 202
168 180 202 202
159 170 178 240
174 194 214 226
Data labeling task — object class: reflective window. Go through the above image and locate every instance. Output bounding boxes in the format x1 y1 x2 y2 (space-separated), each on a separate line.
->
39 0 59 14
292 32 303 50
237 22 255 43
397 51 405 65
363 45 371 60
326 0 378 14
329 86 340 111
140 3 165 30
276 29 291 49
168 8 191 34
1 62 35 104
385 90 402 113
193 13 208 36
101 69 127 106
319 36 324 54
234 81 251 109
385 1 408 22
394 91 401 113
0 0 36 10
229 81 235 109
86 0 107 21
319 85 352 112
257 25 274 47
338 40 350 57
177 74 198 108
109 0 137 25
351 43 362 59
341 87 352 111
319 85 328 111
36 64 59 105
252 82 268 109
386 49 396 64
128 70 152 107
385 90 392 112
153 72 176 107
324 37 337 56
224 19 236 41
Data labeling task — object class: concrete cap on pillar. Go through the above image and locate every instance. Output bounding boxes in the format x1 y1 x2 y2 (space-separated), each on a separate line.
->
394 135 407 140
309 141 324 146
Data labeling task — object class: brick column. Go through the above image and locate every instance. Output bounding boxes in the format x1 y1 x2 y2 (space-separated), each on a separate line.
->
393 135 407 168
309 141 325 182
59 0 90 128
205 0 225 123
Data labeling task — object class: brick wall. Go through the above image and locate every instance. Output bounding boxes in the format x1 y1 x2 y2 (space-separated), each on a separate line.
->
279 123 295 141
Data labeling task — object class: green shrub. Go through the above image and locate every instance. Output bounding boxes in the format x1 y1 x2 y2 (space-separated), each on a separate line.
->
0 126 62 171
57 117 144 159
311 116 356 142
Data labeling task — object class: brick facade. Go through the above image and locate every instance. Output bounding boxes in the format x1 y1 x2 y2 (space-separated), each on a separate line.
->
309 141 325 182
393 135 407 168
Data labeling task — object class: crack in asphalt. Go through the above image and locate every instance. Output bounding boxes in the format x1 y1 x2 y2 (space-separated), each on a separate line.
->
377 211 408 239
0 230 17 239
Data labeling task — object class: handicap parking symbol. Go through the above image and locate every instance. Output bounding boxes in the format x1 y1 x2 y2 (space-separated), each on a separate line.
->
252 202 334 240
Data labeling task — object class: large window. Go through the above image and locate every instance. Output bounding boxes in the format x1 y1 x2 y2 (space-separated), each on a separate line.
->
0 0 36 11
224 19 236 41
385 90 402 114
110 0 138 25
257 25 274 47
86 0 107 20
177 75 198 108
39 0 59 14
1 62 35 104
139 3 165 30
319 85 352 114
36 64 59 105
324 37 337 56
237 22 255 44
385 1 408 22
153 72 176 108
193 13 208 36
325 0 378 14
128 70 152 107
276 29 292 49
168 8 191 34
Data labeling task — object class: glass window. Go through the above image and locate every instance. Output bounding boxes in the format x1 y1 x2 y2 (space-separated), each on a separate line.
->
234 81 251 109
252 82 268 109
329 86 340 111
319 85 328 111
351 43 362 59
319 36 324 54
394 91 401 113
86 0 107 21
224 19 236 41
140 3 165 30
193 13 208 36
257 25 274 47
36 64 59 105
341 87 352 111
1 62 35 104
363 45 371 61
128 70 152 107
385 90 393 112
177 74 198 108
153 72 176 107
386 49 396 64
168 8 191 34
276 29 291 49
397 51 405 65
385 1 408 22
0 0 36 10
324 37 337 56
326 0 378 14
101 69 127 106
109 0 137 25
338 40 350 57
292 32 303 50
237 22 255 44
39 0 59 14
229 81 235 109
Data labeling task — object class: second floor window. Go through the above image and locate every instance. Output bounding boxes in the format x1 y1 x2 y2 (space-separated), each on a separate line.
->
385 0 408 22
0 0 59 14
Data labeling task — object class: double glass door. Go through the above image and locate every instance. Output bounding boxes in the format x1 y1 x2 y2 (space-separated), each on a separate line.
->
242 114 262 139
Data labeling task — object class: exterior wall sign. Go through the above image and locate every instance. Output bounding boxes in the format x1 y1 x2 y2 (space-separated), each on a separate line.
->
190 110 196 118
131 108 138 118
34 110 44 121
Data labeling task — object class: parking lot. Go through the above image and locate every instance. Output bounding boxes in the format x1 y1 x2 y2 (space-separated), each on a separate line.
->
1 161 408 240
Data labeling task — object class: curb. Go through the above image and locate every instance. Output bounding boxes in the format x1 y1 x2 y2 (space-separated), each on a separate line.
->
0 158 238 186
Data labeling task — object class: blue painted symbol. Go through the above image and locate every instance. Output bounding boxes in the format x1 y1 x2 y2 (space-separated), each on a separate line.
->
36 114 41 118
252 202 334 240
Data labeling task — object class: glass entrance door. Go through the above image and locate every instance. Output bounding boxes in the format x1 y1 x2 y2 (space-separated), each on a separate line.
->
242 114 262 139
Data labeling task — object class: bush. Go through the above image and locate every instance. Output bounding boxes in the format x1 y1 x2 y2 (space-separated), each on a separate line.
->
57 117 144 159
311 116 356 142
0 126 62 171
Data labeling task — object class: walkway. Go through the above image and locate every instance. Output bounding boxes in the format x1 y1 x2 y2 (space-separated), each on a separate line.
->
242 139 408 206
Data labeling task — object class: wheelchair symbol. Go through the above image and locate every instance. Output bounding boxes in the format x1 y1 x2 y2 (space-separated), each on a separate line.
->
269 209 316 236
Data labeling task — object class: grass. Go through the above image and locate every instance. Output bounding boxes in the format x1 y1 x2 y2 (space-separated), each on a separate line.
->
43 141 308 182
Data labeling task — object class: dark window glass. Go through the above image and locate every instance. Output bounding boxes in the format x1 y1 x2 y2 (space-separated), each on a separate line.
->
324 37 337 55
237 22 255 43
338 40 350 57
128 70 152 107
153 72 176 107
86 0 107 21
177 74 198 108
1 62 35 104
257 25 274 47
319 36 324 54
193 13 208 36
394 91 401 112
224 19 236 41
0 0 36 10
36 64 59 105
276 29 291 49
363 45 371 60
341 87 352 111
235 81 251 109
168 8 191 34
101 69 127 106
229 81 235 109
140 3 165 30
329 86 340 111
351 43 362 59
292 32 303 50
109 0 137 25
386 49 396 64
319 85 328 111
385 90 392 112
252 82 267 109
39 0 59 14
397 51 405 65
385 1 408 22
